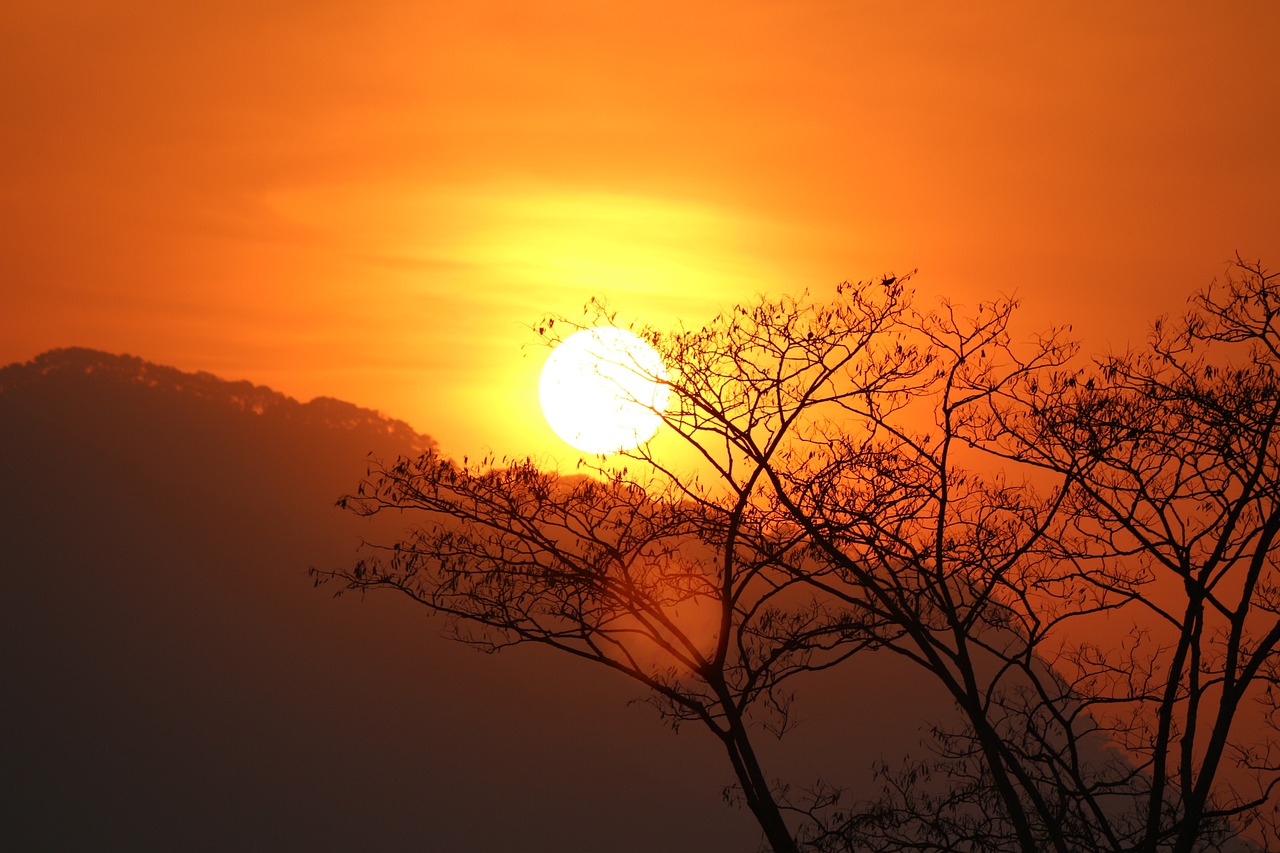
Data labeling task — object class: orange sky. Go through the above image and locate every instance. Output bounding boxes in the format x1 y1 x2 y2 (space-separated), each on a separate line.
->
3 1 1278 460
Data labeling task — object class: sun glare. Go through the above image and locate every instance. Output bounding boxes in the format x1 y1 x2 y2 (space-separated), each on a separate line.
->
539 327 669 455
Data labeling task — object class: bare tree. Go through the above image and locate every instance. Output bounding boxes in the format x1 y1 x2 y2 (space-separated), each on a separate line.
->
313 280 928 852
689 287 1122 851
785 261 1280 852
980 257 1280 852
317 261 1280 852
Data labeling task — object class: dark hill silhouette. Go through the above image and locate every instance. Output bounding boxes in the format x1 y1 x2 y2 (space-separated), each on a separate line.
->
0 348 958 851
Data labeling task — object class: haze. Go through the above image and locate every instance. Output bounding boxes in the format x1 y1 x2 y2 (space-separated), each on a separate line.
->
3 1 1278 459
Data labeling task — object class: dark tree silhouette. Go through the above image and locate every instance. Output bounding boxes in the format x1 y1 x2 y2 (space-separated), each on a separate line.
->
806 260 1280 852
317 261 1280 852
977 257 1280 853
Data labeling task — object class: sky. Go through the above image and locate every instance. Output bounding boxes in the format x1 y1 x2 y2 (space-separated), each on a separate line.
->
3 0 1278 460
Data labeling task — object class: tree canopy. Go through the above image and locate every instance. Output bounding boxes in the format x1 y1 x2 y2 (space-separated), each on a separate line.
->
315 259 1280 852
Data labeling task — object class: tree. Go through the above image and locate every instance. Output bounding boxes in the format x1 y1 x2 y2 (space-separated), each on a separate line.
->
315 260 1280 851
313 280 925 853
802 259 1280 852
982 257 1280 852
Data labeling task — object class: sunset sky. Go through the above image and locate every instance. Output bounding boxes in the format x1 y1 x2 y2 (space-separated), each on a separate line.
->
4 1 1278 460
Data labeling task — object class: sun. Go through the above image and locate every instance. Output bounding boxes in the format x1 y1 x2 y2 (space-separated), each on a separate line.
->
539 327 669 455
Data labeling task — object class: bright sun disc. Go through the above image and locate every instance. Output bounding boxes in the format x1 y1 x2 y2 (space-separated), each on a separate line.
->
540 327 669 455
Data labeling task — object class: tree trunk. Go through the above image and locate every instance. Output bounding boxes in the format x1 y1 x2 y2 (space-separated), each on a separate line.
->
719 714 800 853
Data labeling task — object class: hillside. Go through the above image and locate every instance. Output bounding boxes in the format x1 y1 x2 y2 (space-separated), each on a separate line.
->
0 349 952 851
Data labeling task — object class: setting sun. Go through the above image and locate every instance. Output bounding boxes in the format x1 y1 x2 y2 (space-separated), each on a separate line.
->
539 327 669 454
5 2 1280 849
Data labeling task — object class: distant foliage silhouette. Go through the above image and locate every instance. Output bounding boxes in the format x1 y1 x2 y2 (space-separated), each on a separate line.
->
0 347 433 452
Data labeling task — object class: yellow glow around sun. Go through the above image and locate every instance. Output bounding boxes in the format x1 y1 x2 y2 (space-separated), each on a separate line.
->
540 328 669 455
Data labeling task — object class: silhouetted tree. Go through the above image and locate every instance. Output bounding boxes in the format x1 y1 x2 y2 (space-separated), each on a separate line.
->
317 260 1280 852
799 260 1280 852
977 257 1280 853
314 280 930 853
